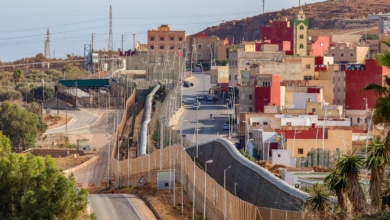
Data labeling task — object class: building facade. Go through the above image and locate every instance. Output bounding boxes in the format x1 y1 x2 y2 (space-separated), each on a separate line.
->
147 24 186 55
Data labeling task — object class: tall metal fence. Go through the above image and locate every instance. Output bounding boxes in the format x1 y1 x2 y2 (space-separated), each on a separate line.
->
111 145 304 220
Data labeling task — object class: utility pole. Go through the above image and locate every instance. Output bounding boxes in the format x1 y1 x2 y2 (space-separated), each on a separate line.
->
133 33 136 51
121 34 125 53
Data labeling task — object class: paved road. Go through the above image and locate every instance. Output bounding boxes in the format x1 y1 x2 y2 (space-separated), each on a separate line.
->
89 194 156 220
180 71 231 144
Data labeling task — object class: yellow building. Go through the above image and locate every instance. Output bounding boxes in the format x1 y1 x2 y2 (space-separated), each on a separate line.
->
147 24 186 55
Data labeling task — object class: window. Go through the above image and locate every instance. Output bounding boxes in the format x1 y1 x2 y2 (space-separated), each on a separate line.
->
320 42 324 47
178 37 183 41
331 53 335 57
249 107 253 112
300 25 304 30
298 148 304 154
234 75 237 80
263 122 268 125
299 44 304 49
350 53 354 57
170 37 174 41
169 45 174 50
159 45 164 49
340 53 344 57
249 95 252 100
160 37 164 41
150 45 155 49
198 44 202 49
299 34 304 39
278 154 281 158
245 60 250 65
306 64 311 69
197 53 202 59
150 36 155 41
229 75 231 80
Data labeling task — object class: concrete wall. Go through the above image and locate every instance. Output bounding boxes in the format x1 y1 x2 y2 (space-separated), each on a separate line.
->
186 138 308 211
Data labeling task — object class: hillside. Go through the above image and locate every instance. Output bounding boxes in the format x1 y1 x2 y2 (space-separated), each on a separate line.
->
198 0 390 43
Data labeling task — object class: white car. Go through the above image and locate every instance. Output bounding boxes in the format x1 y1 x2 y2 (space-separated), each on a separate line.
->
196 94 205 100
193 102 201 109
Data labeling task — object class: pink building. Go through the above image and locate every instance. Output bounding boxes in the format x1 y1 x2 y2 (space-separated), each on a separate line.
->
309 36 330 56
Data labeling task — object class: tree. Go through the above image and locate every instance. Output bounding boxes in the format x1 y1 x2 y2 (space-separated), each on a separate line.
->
336 152 367 212
0 142 89 219
365 136 389 212
0 103 47 150
305 183 333 220
324 169 353 219
13 69 24 83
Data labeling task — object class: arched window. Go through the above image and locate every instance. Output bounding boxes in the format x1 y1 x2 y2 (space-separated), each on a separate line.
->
299 25 304 30
299 34 304 39
299 44 304 49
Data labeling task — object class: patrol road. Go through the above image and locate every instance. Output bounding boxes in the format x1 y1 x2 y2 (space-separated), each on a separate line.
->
180 71 232 144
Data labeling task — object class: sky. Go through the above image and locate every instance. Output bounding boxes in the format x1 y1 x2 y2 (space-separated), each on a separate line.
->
0 0 323 62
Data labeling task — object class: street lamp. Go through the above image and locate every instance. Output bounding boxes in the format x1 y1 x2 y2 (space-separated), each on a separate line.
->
322 108 331 152
127 136 133 187
227 104 231 139
292 129 301 157
107 138 112 187
224 165 232 220
203 160 213 220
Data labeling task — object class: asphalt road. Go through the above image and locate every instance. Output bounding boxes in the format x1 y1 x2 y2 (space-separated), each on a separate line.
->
180 71 231 144
88 194 156 220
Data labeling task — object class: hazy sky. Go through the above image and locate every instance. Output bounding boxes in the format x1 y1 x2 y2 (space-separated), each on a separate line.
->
0 0 323 62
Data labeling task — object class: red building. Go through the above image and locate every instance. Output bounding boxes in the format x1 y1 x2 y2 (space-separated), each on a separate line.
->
258 20 294 54
309 36 330 56
254 75 281 112
345 59 390 110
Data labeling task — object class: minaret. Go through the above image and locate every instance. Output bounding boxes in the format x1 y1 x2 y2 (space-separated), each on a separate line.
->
294 8 308 56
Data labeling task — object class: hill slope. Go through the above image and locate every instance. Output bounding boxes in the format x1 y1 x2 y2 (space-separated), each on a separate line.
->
198 0 390 43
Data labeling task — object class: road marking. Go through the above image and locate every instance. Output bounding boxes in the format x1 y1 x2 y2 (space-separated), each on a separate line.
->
122 194 142 220
104 194 120 220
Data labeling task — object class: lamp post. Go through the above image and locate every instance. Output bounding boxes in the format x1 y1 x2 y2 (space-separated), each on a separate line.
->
224 165 232 220
107 138 112 187
196 100 199 157
192 156 196 220
234 183 238 196
292 129 301 157
322 107 330 152
127 136 132 187
203 160 213 220
227 104 230 139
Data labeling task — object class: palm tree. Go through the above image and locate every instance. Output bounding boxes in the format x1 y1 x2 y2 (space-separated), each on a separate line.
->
365 136 389 211
336 152 367 212
13 69 24 83
324 169 353 219
362 40 390 212
305 183 333 220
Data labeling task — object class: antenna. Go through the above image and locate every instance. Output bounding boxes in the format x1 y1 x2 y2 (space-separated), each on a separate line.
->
44 28 51 59
263 0 265 14
108 5 113 51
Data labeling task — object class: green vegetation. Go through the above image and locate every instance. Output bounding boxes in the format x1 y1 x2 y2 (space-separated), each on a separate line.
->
306 40 390 219
0 133 90 219
0 103 48 150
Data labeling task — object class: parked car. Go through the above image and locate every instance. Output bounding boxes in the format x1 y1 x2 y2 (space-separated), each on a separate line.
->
193 102 201 109
196 94 204 100
207 95 214 101
183 80 194 88
223 124 229 130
